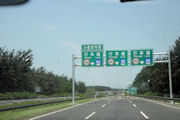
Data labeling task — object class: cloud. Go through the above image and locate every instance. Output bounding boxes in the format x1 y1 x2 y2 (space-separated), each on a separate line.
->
87 0 119 3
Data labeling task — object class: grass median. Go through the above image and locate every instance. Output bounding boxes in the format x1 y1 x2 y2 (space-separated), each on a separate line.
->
0 98 71 109
0 97 100 120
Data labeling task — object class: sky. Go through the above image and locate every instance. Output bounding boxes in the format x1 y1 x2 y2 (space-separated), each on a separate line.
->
0 0 180 89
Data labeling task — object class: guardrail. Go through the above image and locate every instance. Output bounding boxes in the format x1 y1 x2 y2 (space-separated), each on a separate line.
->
0 97 91 112
136 95 180 102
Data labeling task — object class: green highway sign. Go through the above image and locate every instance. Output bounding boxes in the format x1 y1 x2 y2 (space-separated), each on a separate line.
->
81 44 104 67
128 87 137 95
106 50 128 66
131 49 153 66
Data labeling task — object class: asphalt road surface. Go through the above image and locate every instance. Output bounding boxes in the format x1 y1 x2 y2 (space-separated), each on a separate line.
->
30 96 180 120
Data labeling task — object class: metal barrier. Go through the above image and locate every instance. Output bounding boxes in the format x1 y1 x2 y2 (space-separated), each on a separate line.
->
136 95 180 102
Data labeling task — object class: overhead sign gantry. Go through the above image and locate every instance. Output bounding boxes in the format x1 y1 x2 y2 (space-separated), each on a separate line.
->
72 44 173 104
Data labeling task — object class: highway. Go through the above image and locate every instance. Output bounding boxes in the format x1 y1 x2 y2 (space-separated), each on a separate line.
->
30 96 180 120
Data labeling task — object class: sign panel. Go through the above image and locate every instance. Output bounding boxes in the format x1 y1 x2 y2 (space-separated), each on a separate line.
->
106 50 128 66
81 44 104 67
131 49 153 66
129 87 137 95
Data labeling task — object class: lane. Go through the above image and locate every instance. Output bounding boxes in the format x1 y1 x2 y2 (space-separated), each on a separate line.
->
31 98 109 120
129 96 180 120
91 96 144 120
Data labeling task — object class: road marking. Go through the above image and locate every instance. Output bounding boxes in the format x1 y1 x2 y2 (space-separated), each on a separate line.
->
129 101 132 103
108 101 110 103
29 99 101 120
102 104 106 107
133 104 136 107
85 112 96 119
140 111 149 119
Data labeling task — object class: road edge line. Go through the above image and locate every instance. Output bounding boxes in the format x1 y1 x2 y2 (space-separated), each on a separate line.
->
29 98 101 120
139 97 180 110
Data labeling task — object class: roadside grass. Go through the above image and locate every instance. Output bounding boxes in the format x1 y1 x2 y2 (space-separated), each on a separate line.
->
0 98 71 109
0 98 98 120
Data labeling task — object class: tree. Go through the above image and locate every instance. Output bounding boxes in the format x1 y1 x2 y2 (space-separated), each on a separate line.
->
76 81 86 93
132 37 180 96
0 48 33 92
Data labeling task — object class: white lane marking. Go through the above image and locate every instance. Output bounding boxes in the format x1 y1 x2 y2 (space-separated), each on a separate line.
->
129 101 132 103
29 99 101 120
102 104 106 107
133 104 136 107
85 112 96 119
140 111 149 119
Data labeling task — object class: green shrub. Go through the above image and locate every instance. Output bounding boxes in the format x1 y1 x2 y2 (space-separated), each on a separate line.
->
0 92 37 99
51 93 71 97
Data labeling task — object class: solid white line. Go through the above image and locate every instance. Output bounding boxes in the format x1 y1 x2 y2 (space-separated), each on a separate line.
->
102 104 106 107
133 104 136 107
141 97 180 110
85 112 96 119
140 111 149 119
29 99 101 120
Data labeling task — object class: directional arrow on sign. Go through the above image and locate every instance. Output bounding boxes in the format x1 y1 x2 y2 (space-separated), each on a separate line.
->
115 62 119 65
91 62 94 65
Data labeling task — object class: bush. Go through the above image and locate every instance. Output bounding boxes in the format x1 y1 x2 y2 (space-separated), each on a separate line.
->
0 92 37 99
51 93 71 97
141 92 169 97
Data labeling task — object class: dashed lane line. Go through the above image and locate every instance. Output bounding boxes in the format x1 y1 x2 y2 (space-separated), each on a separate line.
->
102 104 106 107
85 112 96 119
133 104 137 107
140 111 149 119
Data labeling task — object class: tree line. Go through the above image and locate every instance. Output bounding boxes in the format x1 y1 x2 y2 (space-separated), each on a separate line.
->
0 47 86 95
86 86 112 92
132 37 180 97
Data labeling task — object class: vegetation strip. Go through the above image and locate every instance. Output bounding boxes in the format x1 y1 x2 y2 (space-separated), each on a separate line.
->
0 98 88 112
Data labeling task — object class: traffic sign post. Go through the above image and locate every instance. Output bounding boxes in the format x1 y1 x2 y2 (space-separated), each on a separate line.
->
168 50 173 104
106 50 128 66
81 44 104 67
131 49 153 66
72 54 75 104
